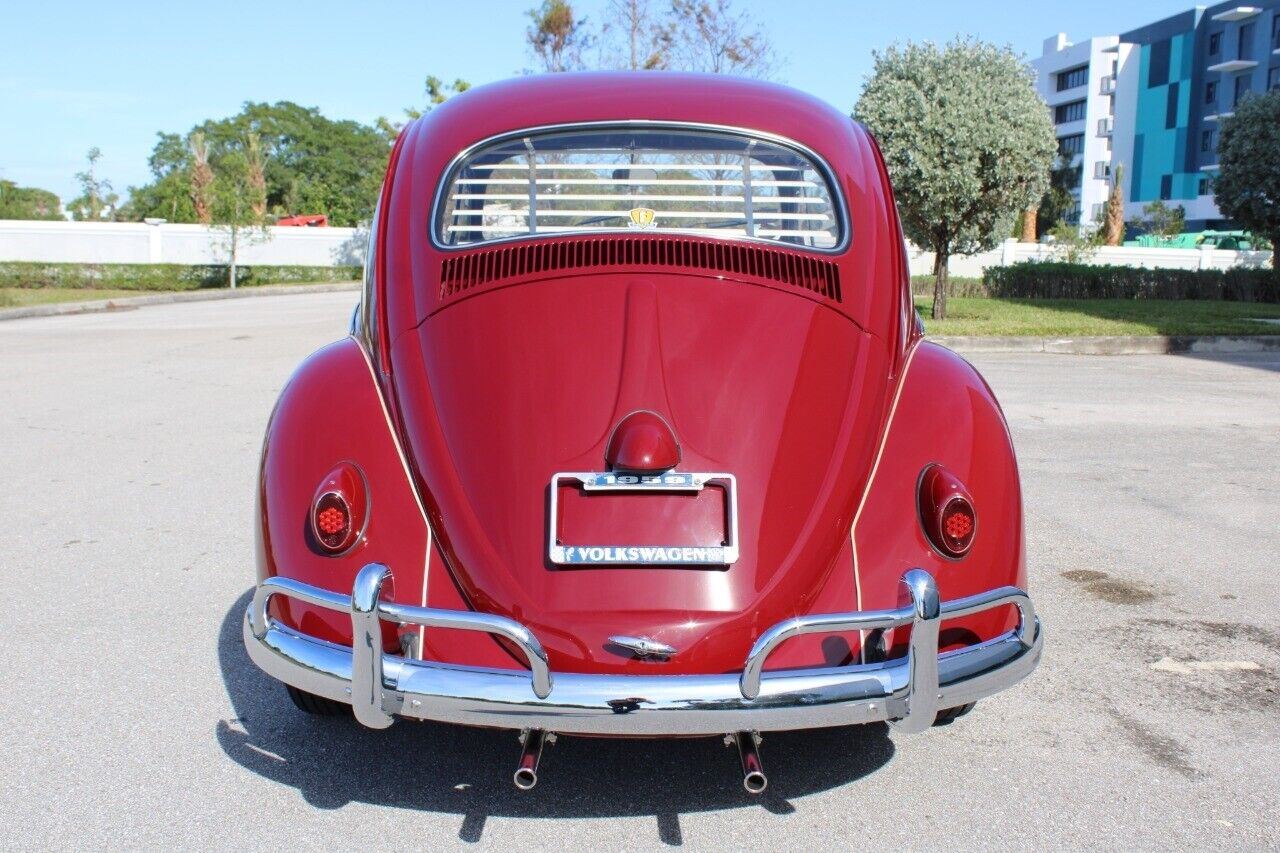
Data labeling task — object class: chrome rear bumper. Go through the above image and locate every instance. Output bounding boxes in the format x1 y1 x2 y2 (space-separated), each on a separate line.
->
243 564 1041 736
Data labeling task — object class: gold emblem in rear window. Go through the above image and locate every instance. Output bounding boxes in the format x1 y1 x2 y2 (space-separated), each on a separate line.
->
628 207 657 229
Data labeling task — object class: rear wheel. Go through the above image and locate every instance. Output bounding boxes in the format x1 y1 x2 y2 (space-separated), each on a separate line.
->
286 684 350 717
932 703 976 726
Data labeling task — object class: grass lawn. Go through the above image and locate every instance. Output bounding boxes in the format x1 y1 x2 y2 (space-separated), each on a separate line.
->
0 280 358 309
916 297 1280 337
0 288 161 308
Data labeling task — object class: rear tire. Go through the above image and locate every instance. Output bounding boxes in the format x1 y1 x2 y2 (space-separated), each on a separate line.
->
932 702 976 726
286 684 350 717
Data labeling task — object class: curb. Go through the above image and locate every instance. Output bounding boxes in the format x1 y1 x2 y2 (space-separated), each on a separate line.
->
931 334 1280 355
0 282 360 322
4 289 1277 356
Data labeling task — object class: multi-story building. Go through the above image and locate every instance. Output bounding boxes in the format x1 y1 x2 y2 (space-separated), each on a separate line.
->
1041 2 1280 233
1032 34 1127 228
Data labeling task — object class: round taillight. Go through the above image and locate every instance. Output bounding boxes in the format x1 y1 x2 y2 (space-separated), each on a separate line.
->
917 464 977 558
310 462 368 555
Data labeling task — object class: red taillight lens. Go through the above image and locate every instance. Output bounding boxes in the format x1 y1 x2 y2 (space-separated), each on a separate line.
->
940 497 976 554
310 463 368 555
313 493 352 550
917 465 977 558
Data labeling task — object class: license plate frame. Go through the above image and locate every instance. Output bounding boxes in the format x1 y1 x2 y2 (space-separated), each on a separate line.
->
548 471 739 566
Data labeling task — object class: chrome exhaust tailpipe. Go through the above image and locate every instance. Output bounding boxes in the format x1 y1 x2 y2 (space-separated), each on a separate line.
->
514 729 550 790
731 731 767 794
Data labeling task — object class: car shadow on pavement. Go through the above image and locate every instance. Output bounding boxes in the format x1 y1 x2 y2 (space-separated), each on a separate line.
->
1176 351 1280 374
217 590 896 845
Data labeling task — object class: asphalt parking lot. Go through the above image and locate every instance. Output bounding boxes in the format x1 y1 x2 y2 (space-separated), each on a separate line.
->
2 292 1277 850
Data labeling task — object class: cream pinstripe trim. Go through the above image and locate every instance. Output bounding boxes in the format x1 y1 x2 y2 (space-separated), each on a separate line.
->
850 342 920 663
354 336 434 658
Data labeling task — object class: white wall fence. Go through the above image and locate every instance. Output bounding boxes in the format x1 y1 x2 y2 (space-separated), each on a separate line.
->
0 220 1271 276
907 239 1273 278
0 220 365 267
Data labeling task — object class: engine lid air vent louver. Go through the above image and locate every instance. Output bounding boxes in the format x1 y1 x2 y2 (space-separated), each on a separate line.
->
439 236 842 303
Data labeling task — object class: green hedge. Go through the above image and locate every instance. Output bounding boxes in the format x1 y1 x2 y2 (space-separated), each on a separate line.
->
910 275 987 297
981 262 1278 303
0 262 361 291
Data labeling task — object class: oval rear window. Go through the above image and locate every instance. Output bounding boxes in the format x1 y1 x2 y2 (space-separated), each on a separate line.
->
436 126 843 251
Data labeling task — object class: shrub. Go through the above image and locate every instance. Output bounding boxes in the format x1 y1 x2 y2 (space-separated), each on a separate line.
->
0 262 361 291
910 275 988 297
982 262 1278 303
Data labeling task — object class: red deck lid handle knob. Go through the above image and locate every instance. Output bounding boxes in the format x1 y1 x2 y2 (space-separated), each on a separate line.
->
605 410 681 473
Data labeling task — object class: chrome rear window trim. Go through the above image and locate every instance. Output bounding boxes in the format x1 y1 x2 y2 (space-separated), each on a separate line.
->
428 120 851 256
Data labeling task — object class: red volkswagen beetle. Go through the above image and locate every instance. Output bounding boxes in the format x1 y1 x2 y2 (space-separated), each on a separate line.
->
244 72 1041 793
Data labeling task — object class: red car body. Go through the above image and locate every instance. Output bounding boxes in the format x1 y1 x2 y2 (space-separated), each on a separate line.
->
244 72 1041 791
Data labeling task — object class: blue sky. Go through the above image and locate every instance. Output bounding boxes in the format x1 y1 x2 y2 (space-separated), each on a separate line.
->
1 0 1187 203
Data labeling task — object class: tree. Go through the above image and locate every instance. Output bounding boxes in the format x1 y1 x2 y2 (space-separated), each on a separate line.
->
1215 90 1280 281
126 102 388 227
210 134 270 289
119 133 196 223
378 75 472 138
1035 153 1082 238
1103 163 1125 246
1019 208 1037 242
668 0 773 76
599 0 674 70
188 132 214 224
66 147 119 221
526 0 592 72
1132 200 1185 241
0 180 62 220
854 39 1055 319
1048 217 1105 263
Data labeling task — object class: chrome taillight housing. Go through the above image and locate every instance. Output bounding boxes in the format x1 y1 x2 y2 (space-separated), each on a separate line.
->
917 464 977 558
310 462 369 555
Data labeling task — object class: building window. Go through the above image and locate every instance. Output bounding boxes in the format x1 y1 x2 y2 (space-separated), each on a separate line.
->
1055 99 1087 123
1273 14 1280 50
1209 31 1222 56
1199 177 1212 196
1205 81 1217 104
1239 22 1256 61
1269 66 1280 91
1058 134 1084 156
1234 74 1251 106
1057 65 1088 91
1201 129 1215 152
1160 174 1173 200
1148 38 1172 87
1091 202 1106 221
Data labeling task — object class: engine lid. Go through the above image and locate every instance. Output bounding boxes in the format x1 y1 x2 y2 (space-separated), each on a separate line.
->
389 271 891 674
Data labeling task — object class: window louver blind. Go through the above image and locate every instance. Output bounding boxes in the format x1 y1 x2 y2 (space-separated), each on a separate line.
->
437 127 842 250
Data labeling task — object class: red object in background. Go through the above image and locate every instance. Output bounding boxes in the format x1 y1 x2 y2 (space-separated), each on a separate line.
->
276 214 328 227
251 72 1028 693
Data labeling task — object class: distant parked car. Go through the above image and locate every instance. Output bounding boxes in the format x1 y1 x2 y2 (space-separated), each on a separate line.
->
275 214 327 227
242 72 1042 794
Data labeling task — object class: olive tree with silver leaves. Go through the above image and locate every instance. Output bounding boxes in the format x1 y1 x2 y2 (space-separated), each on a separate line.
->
1214 90 1280 283
855 39 1056 320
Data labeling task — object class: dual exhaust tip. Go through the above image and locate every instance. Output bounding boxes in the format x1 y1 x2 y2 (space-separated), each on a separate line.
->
512 729 767 795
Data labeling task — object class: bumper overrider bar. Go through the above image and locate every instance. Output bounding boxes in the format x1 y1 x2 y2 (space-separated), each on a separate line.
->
244 564 1041 737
